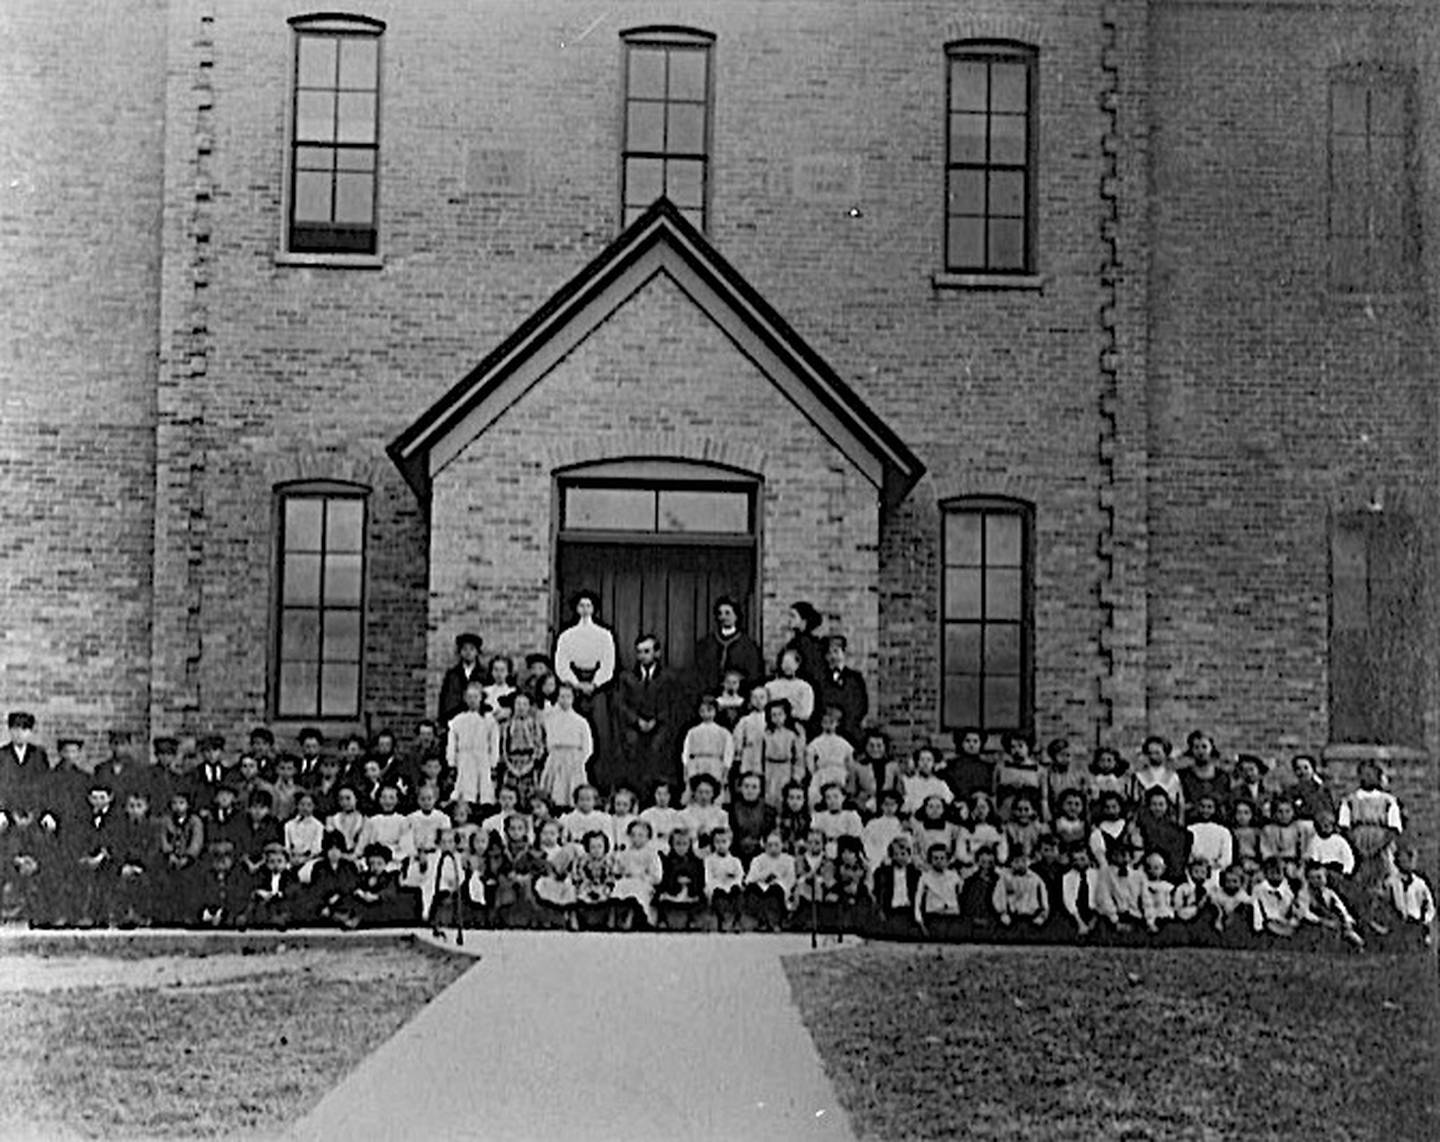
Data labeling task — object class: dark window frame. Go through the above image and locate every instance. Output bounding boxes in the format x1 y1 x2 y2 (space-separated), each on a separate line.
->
944 41 1038 274
619 26 715 233
939 497 1035 735
271 481 370 721
1327 64 1419 293
286 15 385 256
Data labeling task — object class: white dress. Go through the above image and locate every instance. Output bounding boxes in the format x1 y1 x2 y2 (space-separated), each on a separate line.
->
447 709 498 805
554 620 616 690
611 842 663 922
540 706 593 807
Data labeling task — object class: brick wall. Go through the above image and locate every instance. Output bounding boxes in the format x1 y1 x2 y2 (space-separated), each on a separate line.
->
0 0 166 746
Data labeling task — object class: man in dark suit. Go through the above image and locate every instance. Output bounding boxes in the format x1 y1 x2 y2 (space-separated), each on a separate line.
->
0 711 48 829
814 635 870 743
614 634 682 796
438 632 485 728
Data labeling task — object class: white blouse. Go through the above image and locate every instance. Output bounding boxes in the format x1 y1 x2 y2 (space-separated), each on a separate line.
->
554 619 616 689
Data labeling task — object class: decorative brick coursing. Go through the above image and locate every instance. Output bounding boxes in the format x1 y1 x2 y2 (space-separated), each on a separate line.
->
428 272 880 716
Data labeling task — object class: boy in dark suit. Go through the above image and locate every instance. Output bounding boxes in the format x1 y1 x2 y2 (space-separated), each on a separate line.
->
70 782 122 926
814 637 869 744
241 842 296 930
237 790 283 877
112 790 159 928
195 840 244 928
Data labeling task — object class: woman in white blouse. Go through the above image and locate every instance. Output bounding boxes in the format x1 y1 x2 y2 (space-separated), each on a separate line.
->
553 589 617 791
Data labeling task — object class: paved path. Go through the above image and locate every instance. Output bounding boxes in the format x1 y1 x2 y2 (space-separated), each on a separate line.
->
290 931 856 1142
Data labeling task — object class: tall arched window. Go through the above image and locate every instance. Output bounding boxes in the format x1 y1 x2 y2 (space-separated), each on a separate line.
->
273 482 369 719
940 498 1034 733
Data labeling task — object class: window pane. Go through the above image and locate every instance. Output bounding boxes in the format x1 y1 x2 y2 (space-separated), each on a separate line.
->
668 48 708 102
338 36 378 90
324 553 364 606
296 90 335 142
296 145 333 171
320 664 361 717
985 568 1022 620
565 487 654 530
628 47 666 99
985 624 1021 674
986 513 1023 566
989 218 1025 270
948 169 985 215
944 513 982 566
950 61 988 112
280 609 320 662
983 676 1021 729
947 217 984 269
944 676 980 728
945 623 982 674
283 553 322 605
657 490 749 533
667 103 706 154
285 498 324 550
627 101 664 152
666 159 704 209
989 170 1025 217
1370 84 1406 136
1331 81 1367 135
336 92 376 144
945 568 983 620
624 157 664 206
327 499 365 552
337 148 376 172
334 172 374 224
294 171 332 222
279 662 319 718
990 114 1027 166
297 36 337 89
323 610 362 662
991 63 1029 113
949 113 987 164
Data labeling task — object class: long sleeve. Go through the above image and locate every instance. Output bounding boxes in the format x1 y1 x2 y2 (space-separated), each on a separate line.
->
596 629 615 689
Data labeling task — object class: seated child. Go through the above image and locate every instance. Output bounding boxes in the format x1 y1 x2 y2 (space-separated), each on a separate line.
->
1230 799 1263 880
283 791 325 877
744 831 797 932
792 827 835 922
1134 788 1188 882
324 786 367 864
1381 845 1435 951
957 845 1002 936
425 825 476 933
1061 848 1100 940
238 789 283 878
486 814 550 929
1210 864 1255 946
954 792 1007 878
570 830 617 931
1087 791 1133 869
1171 857 1216 944
403 783 453 919
532 818 578 923
195 840 244 929
813 783 864 860
159 789 205 924
610 819 663 930
655 826 707 930
1050 790 1089 858
1258 796 1309 878
111 790 156 928
680 775 728 853
608 786 640 852
915 840 964 941
1002 794 1048 862
993 847 1049 936
241 842 296 930
871 834 923 939
482 786 529 846
304 831 360 927
1295 861 1364 949
728 772 777 868
359 785 413 873
1304 808 1355 878
1030 834 1068 936
639 780 684 852
336 842 404 929
776 781 812 855
1185 794 1232 883
1138 851 1179 941
704 827 746 932
862 788 907 877
1251 856 1300 941
558 785 611 849
1092 836 1145 939
1281 754 1336 823
826 835 872 928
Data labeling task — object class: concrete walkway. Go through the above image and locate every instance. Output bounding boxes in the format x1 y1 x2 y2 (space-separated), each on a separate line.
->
290 931 856 1142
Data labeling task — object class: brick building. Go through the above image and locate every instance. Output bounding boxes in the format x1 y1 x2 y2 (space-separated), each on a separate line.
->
2 0 1435 841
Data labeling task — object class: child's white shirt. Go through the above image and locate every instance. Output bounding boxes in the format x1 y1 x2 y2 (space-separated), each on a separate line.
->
704 853 745 894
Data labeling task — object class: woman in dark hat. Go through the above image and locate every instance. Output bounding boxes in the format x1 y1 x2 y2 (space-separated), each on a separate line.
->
438 632 485 728
553 589 617 791
776 600 827 687
693 596 764 699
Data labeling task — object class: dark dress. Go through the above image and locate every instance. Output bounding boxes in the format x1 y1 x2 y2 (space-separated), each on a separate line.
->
778 631 828 690
693 629 765 699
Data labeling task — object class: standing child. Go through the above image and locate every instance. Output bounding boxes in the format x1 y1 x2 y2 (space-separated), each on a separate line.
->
744 831 797 932
447 682 498 812
1382 846 1435 951
813 783 864 859
1338 759 1404 891
730 686 770 788
714 668 748 732
158 790 205 924
760 700 804 811
862 788 907 877
242 843 296 930
283 791 325 875
871 835 923 939
558 784 612 849
704 827 746 932
954 791 1008 878
497 691 547 807
681 697 734 799
539 682 592 810
804 706 853 810
766 649 815 728
728 772 777 869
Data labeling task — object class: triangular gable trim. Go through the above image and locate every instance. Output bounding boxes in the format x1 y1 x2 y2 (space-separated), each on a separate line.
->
388 198 925 502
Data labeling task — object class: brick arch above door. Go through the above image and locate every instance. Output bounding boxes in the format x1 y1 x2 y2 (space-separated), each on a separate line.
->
540 432 769 479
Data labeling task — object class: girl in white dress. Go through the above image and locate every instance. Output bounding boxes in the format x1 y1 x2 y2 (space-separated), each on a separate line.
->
610 818 663 928
540 682 592 808
558 784 614 849
446 681 499 809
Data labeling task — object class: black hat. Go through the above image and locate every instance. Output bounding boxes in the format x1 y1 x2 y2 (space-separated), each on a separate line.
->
1236 753 1270 776
790 601 823 632
455 632 484 653
6 711 36 730
153 736 180 756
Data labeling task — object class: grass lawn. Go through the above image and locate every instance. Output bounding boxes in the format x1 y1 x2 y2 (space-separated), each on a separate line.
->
0 942 470 1139
784 943 1440 1142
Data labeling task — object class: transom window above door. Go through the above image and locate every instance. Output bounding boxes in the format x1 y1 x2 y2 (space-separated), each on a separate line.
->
563 486 750 534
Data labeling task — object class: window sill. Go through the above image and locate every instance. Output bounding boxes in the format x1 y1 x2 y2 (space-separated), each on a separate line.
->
274 251 384 270
932 271 1046 292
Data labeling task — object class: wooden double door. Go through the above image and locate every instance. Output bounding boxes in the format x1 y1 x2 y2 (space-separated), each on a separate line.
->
555 541 756 678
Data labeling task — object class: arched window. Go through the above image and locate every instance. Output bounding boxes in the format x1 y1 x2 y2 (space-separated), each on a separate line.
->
620 27 715 231
944 41 1037 273
273 482 369 719
940 498 1034 733
286 14 386 257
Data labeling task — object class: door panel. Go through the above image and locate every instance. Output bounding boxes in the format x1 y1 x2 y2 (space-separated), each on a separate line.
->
557 542 755 677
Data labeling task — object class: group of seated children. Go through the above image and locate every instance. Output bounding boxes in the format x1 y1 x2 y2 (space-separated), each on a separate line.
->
0 709 1434 952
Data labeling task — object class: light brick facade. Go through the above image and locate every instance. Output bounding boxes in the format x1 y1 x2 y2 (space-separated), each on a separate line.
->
2 0 1436 864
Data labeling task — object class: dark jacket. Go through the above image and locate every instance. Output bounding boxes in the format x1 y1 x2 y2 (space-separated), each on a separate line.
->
616 665 681 736
815 667 870 742
0 742 49 818
778 631 828 689
872 864 924 917
438 661 485 727
693 629 764 697
658 848 706 901
728 799 777 864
